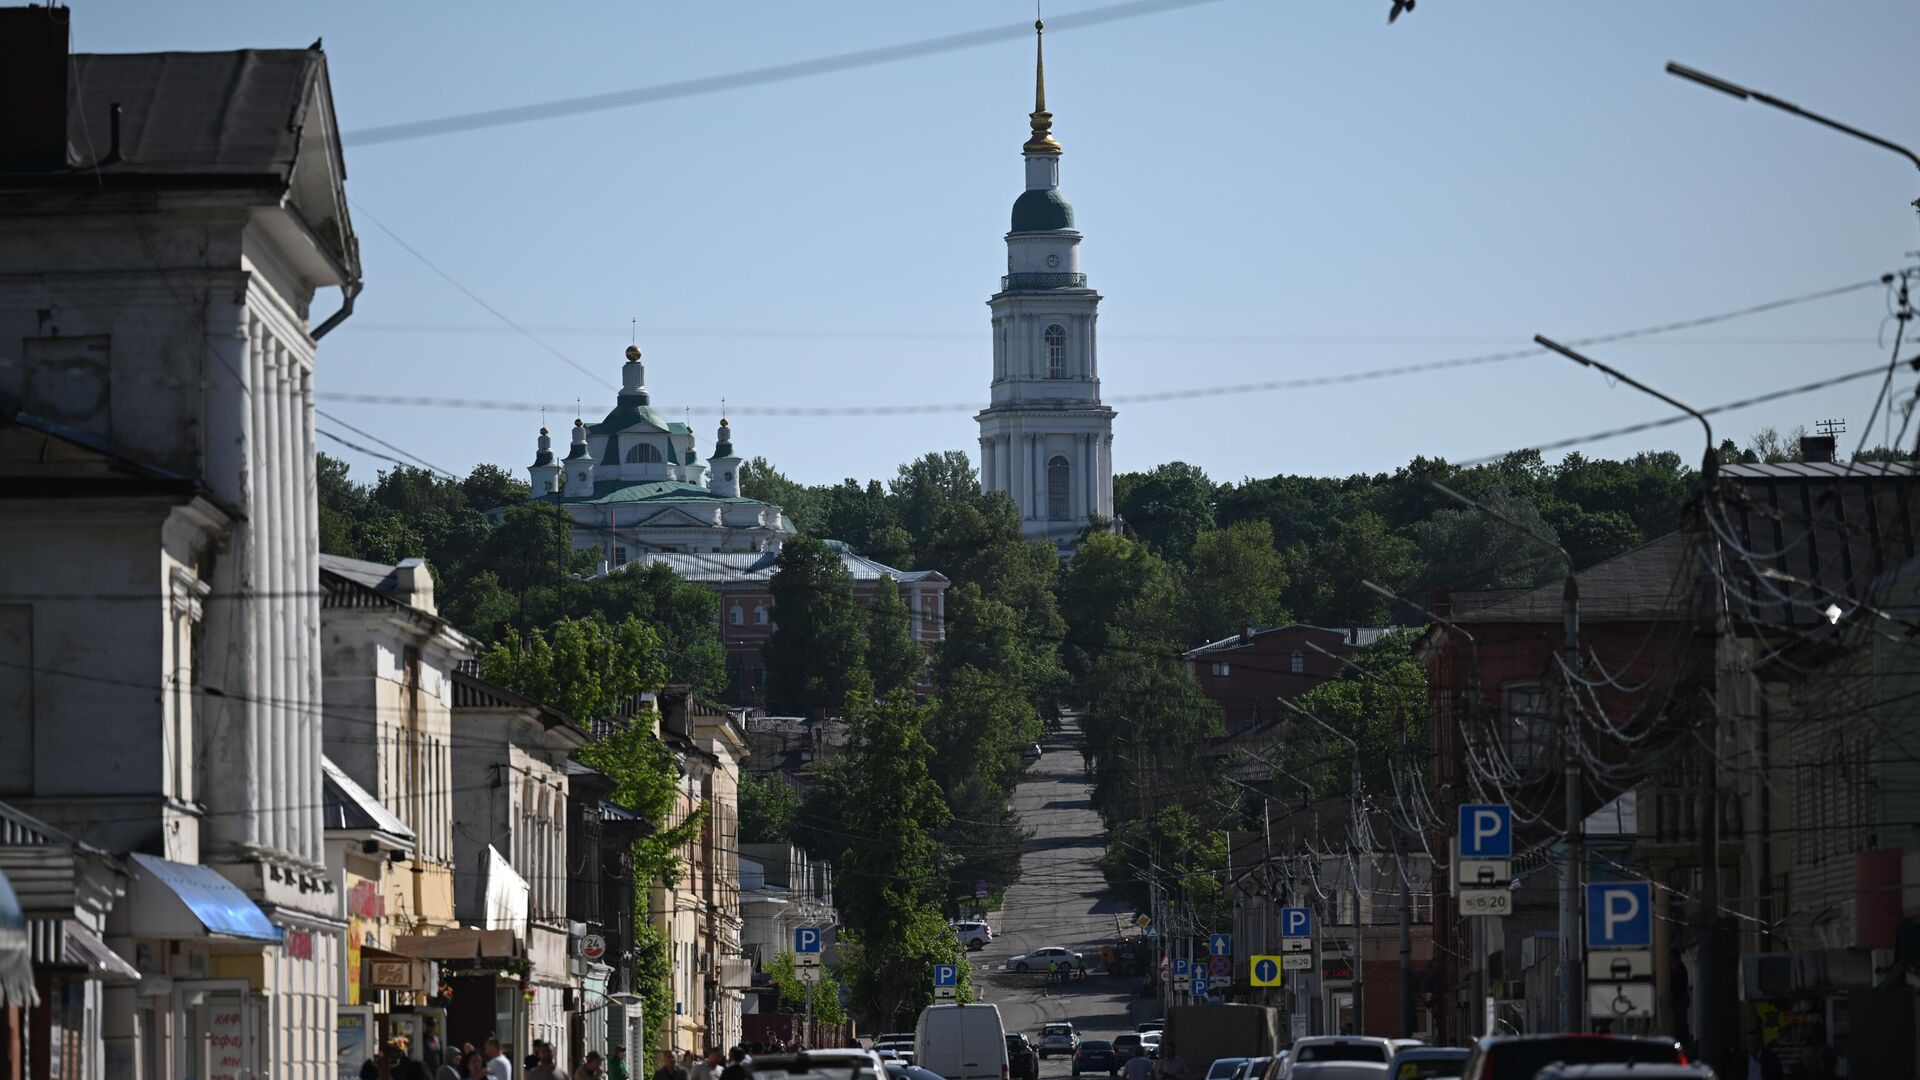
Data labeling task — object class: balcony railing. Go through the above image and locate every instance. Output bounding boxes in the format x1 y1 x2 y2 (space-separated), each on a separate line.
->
1000 271 1088 291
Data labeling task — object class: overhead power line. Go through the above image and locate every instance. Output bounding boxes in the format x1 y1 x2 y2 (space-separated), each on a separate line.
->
344 0 1229 147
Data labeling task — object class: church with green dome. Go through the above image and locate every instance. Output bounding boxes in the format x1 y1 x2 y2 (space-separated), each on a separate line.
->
519 345 792 565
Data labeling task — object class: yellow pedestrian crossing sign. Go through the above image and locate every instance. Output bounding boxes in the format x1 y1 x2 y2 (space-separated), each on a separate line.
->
1250 955 1285 987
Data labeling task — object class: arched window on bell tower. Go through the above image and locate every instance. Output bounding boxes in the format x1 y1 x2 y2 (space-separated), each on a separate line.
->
1044 324 1067 379
1047 455 1071 519
625 443 662 464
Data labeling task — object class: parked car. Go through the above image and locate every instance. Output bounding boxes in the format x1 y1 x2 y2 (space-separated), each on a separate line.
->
1022 743 1044 761
1073 1040 1119 1078
1139 1033 1162 1060
1112 1034 1147 1064
1383 1047 1467 1080
1005 946 1082 973
875 1034 918 1063
1532 1067 1713 1080
1204 1057 1250 1080
884 1065 948 1080
915 1003 1010 1080
1007 1034 1040 1080
1135 1021 1164 1034
1230 1056 1272 1080
1040 1022 1079 1059
952 920 993 950
1457 1036 1688 1080
754 1053 885 1080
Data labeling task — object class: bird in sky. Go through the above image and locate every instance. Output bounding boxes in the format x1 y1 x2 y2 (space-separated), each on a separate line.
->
1389 0 1414 24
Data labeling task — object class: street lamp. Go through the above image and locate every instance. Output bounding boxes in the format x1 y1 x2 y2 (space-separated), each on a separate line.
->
1666 61 1920 214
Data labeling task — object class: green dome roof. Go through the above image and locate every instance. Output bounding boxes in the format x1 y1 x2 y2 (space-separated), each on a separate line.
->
1011 187 1076 233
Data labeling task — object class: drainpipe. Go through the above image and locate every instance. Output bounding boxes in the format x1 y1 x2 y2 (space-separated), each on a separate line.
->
313 277 362 340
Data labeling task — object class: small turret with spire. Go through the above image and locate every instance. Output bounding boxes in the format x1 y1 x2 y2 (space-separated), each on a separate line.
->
528 426 561 495
1023 19 1061 157
562 417 595 495
708 416 743 498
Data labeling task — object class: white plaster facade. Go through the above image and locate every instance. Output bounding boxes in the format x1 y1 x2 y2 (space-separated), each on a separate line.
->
0 21 358 1080
976 36 1116 552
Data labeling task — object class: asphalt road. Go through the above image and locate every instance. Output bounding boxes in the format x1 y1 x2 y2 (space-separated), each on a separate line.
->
967 717 1155 1076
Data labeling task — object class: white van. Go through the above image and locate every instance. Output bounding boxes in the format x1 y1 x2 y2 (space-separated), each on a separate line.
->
915 1003 1009 1080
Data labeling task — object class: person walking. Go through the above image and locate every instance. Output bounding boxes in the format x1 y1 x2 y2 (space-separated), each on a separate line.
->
573 1051 604 1080
485 1039 514 1080
720 1049 748 1080
607 1049 629 1080
651 1050 685 1080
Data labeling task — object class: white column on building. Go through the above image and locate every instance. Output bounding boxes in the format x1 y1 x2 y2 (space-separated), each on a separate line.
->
1080 433 1094 520
250 315 278 853
276 347 303 861
299 364 322 865
270 337 292 856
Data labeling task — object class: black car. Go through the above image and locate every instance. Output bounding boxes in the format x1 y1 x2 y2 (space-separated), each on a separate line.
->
1459 1035 1686 1080
1007 1034 1039 1080
1074 1041 1119 1078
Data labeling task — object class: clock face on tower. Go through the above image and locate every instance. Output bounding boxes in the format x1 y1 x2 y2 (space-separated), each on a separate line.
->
1045 254 1061 268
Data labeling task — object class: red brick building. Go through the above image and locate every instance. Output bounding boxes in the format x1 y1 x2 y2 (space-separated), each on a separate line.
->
1183 624 1391 741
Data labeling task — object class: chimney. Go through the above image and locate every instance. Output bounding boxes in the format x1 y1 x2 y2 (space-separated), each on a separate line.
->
1240 624 1254 645
392 558 436 615
0 5 72 171
1799 434 1837 464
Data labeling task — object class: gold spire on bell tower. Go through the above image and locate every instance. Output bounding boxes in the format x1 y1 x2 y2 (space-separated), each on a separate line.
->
1023 19 1061 155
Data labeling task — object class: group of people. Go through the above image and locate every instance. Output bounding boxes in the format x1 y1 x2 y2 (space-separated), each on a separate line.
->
361 1031 627 1080
650 1043 783 1080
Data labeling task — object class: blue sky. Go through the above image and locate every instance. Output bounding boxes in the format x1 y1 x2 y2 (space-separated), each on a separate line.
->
77 1 1919 488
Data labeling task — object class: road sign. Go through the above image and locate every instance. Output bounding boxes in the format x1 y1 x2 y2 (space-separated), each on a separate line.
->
1136 915 1151 928
580 933 606 960
1588 981 1654 1019
1209 974 1230 989
1281 937 1311 953
935 984 957 999
1172 958 1189 977
797 964 821 984
1250 956 1283 987
1209 954 1232 978
1208 933 1232 957
1280 907 1312 939
933 964 958 987
975 880 990 899
1189 975 1208 997
1458 804 1513 859
796 927 822 954
1458 887 1513 917
1281 954 1312 971
1585 882 1653 949
1586 950 1653 981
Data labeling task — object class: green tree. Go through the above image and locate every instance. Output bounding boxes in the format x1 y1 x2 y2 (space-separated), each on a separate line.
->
1268 630 1428 798
739 771 801 844
865 576 923 696
1408 490 1563 593
888 451 980 558
746 455 819 532
1295 511 1419 626
765 949 848 1025
479 614 668 723
1183 520 1291 645
1114 461 1216 567
763 537 872 715
1059 532 1181 687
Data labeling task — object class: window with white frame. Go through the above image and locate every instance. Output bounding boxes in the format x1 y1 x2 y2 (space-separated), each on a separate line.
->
1502 682 1554 773
1044 324 1067 378
1290 649 1305 674
1211 661 1230 677
1047 456 1071 520
754 604 769 626
729 604 744 626
625 442 663 464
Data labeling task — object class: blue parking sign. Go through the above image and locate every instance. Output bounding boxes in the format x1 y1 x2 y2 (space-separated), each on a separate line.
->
1458 804 1513 859
1585 882 1652 949
1173 958 1189 977
933 964 958 987
795 927 822 954
1189 975 1208 997
1209 933 1232 957
1281 907 1312 938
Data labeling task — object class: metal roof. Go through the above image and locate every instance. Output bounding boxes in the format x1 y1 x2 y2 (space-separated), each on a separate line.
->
1451 532 1698 625
623 548 945 587
64 50 321 182
320 756 415 842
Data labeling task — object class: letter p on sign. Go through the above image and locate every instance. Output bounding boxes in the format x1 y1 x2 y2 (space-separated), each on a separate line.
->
1584 882 1652 949
1458 804 1511 858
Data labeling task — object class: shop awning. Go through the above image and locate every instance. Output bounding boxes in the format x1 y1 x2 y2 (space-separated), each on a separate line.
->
390 927 520 961
0 867 34 1008
125 853 281 943
59 921 140 982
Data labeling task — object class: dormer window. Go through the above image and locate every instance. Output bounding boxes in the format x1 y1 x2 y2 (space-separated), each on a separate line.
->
626 443 663 464
1045 324 1067 379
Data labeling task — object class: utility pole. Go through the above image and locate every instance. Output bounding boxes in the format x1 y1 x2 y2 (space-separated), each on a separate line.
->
1698 496 1728 1068
1560 574 1583 1033
1350 754 1366 1036
1396 714 1414 1037
803 975 815 1047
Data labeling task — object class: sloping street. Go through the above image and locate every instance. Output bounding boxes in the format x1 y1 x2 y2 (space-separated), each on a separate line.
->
970 718 1152 1071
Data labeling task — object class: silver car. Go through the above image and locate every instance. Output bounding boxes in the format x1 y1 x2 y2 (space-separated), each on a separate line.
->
1005 946 1082 973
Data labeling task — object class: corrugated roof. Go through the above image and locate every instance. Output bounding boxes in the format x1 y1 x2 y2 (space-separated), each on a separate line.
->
65 50 320 181
319 553 406 594
1455 532 1697 624
567 480 762 506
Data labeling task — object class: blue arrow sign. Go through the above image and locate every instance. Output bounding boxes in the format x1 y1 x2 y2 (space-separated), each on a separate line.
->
1253 957 1280 984
1585 882 1652 949
1458 804 1513 859
1189 975 1208 997
1280 907 1313 938
933 964 958 987
795 927 822 954
1172 958 1189 977
1209 933 1232 957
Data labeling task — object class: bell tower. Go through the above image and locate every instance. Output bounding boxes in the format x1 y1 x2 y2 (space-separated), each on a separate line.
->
975 20 1115 549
